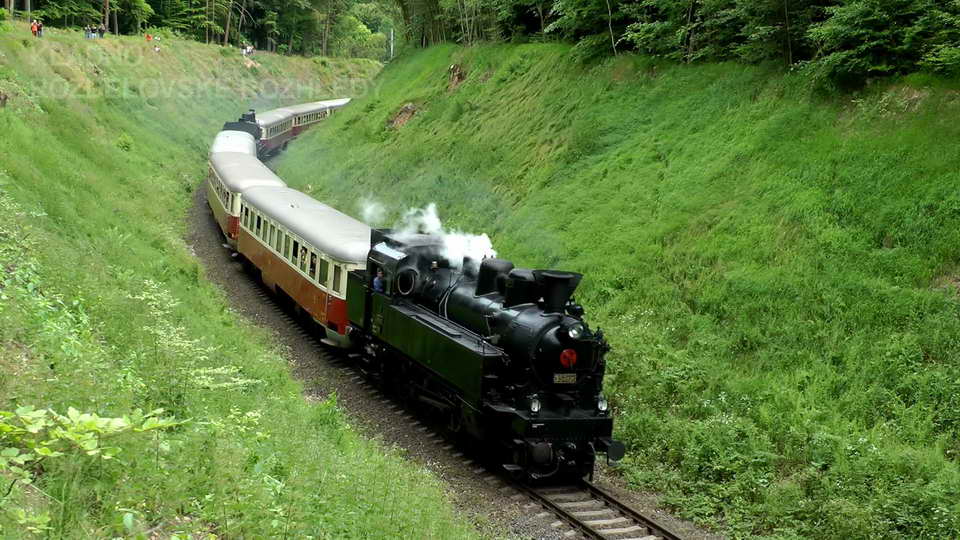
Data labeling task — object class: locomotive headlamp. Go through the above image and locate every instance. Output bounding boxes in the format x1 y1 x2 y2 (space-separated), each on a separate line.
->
529 396 542 415
566 322 585 340
598 396 609 414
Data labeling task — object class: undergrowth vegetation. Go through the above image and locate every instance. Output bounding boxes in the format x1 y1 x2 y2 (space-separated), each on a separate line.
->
279 44 960 538
0 26 475 538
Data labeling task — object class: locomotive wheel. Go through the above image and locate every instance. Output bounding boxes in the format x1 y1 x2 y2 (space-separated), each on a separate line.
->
445 403 463 436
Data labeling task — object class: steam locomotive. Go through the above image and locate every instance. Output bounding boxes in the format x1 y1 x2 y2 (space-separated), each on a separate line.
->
207 102 624 480
348 230 625 479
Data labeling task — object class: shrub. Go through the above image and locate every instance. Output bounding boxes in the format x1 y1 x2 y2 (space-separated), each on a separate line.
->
115 132 133 152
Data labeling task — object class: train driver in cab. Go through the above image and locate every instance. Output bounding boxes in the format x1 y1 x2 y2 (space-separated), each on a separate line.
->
373 268 385 293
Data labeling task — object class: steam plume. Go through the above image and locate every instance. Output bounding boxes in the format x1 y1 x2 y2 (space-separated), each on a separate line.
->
359 197 386 226
395 203 496 270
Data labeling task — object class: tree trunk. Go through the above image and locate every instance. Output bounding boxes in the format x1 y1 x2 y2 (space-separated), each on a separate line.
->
684 0 697 62
112 8 117 34
237 0 245 47
605 0 617 55
205 0 210 43
322 10 330 55
783 0 793 66
223 0 231 46
103 0 109 29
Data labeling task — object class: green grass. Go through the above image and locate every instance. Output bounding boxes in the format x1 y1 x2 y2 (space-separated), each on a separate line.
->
0 23 476 538
278 44 960 538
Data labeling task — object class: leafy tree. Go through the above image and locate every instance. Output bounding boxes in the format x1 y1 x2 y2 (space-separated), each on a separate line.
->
805 0 942 87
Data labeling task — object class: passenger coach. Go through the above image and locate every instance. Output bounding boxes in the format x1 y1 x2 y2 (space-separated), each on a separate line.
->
237 187 370 346
257 98 350 155
207 151 286 247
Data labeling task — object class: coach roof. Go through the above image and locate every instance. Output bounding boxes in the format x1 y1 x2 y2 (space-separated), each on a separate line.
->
284 98 351 116
210 130 257 156
256 98 352 128
210 152 287 192
243 186 370 262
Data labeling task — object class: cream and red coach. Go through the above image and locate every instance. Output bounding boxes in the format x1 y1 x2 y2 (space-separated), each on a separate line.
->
257 98 351 155
207 147 286 248
237 186 370 346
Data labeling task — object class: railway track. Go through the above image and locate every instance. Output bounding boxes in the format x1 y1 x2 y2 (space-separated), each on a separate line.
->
517 481 682 540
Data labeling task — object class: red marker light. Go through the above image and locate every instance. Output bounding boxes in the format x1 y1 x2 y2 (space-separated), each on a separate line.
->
560 349 578 369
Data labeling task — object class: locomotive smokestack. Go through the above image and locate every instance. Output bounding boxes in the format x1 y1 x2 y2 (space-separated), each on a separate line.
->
538 271 579 313
462 256 478 277
476 258 514 295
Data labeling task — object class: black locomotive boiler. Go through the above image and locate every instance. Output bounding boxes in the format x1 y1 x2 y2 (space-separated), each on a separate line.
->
346 230 625 480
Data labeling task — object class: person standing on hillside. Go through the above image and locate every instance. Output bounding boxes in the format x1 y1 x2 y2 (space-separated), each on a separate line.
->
98 24 105 38
37 21 43 38
30 20 38 37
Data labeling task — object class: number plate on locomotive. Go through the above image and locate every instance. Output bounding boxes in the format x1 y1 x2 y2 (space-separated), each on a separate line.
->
553 373 577 384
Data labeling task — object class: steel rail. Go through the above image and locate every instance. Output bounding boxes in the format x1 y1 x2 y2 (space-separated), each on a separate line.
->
515 480 684 540
581 480 683 540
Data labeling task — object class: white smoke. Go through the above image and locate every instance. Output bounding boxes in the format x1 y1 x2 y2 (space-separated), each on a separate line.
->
359 197 387 226
395 203 496 270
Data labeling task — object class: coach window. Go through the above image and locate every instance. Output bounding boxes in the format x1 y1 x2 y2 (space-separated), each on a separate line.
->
283 235 290 258
242 207 249 228
333 265 342 294
299 247 308 272
309 253 317 280
275 229 283 252
291 240 300 264
318 259 329 286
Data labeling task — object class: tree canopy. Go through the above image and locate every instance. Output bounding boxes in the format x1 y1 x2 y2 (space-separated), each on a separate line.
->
396 0 960 87
4 0 958 85
5 0 398 59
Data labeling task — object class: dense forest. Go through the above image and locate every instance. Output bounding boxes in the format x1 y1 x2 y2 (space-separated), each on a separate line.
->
3 0 960 85
1 0 959 85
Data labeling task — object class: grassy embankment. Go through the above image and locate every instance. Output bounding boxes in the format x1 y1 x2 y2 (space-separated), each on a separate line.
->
278 44 960 538
0 23 477 538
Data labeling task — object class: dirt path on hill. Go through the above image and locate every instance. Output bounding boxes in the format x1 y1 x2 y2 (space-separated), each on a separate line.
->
185 184 721 540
